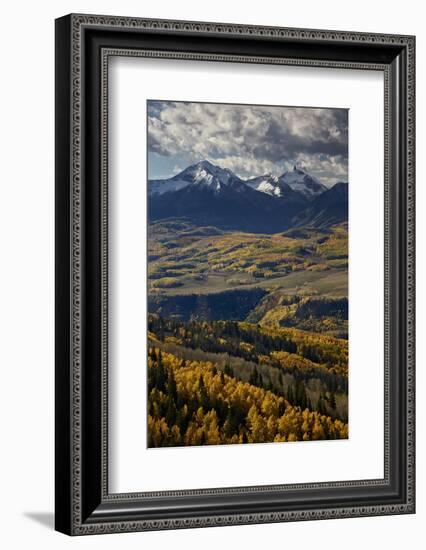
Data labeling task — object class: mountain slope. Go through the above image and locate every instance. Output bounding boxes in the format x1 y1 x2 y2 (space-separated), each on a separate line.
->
148 161 346 232
148 161 307 232
149 175 302 233
291 182 348 228
245 174 308 204
279 166 328 198
245 174 281 196
148 160 241 196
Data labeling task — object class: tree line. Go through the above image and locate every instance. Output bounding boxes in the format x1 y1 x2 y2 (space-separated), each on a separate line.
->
148 314 348 396
148 314 347 372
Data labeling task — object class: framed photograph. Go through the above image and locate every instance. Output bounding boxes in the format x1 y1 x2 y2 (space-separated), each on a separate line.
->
55 14 415 535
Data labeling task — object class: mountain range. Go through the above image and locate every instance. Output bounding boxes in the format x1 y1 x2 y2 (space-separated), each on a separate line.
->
148 160 347 233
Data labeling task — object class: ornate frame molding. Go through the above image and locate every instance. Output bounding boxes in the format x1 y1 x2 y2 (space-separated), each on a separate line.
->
55 14 415 535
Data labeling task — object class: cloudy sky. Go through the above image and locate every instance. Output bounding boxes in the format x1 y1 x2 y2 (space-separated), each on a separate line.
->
147 100 348 187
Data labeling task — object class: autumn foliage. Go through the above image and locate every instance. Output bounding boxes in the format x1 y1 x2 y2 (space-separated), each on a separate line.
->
148 347 348 447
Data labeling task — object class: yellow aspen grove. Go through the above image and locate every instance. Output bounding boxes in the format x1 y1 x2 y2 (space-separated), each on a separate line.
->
147 347 348 447
261 393 280 418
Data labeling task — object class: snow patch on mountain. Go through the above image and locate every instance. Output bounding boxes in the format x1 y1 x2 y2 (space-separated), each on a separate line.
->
148 178 191 196
279 166 327 198
149 160 243 196
245 175 282 196
149 160 329 200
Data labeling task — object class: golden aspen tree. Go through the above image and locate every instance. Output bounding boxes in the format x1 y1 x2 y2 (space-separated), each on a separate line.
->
267 415 278 440
205 410 221 445
312 421 325 440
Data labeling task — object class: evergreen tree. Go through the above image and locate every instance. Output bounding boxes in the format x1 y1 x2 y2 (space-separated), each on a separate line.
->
199 376 210 411
224 362 234 378
287 384 294 404
224 406 239 438
317 393 327 415
165 397 177 426
249 366 260 386
167 369 177 402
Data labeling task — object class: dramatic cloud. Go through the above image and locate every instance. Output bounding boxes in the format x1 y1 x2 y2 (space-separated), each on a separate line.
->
147 101 348 185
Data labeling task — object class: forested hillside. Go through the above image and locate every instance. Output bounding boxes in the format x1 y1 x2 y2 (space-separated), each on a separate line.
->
147 315 348 447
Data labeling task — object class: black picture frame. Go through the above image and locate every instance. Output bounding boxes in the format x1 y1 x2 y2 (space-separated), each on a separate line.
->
55 13 415 535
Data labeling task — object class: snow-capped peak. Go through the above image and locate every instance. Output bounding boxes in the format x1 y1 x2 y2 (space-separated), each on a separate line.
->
185 160 245 193
148 160 328 200
278 166 327 197
148 160 243 196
